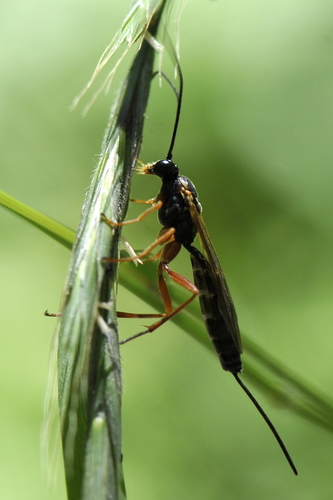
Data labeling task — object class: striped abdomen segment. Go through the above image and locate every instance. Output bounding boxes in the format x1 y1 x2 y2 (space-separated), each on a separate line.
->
187 245 242 374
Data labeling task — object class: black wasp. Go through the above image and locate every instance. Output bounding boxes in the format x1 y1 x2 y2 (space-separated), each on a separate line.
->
102 57 297 476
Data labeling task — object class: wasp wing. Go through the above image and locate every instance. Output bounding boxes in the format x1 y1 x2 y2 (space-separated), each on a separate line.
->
186 193 242 356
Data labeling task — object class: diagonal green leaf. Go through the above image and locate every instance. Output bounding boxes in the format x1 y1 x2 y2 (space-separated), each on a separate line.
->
0 189 75 249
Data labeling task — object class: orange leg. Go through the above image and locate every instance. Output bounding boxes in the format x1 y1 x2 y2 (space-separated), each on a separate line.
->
101 200 168 263
45 310 166 320
47 241 198 339
101 200 162 227
119 241 199 345
103 227 175 263
45 309 165 320
117 311 166 318
44 310 61 317
101 201 198 342
129 197 156 204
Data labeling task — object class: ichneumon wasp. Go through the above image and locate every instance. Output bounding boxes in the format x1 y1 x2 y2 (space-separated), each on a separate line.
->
102 56 298 476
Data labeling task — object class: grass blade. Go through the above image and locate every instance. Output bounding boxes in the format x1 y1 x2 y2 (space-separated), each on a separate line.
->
55 2 168 498
0 189 75 249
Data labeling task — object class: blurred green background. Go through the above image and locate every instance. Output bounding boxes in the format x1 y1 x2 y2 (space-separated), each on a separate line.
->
1 0 333 498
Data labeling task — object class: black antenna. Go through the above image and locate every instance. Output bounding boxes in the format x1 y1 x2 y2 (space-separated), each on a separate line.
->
151 62 183 161
234 374 298 475
166 60 183 161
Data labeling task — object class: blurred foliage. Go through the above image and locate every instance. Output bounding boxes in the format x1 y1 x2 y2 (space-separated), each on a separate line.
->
1 1 333 499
